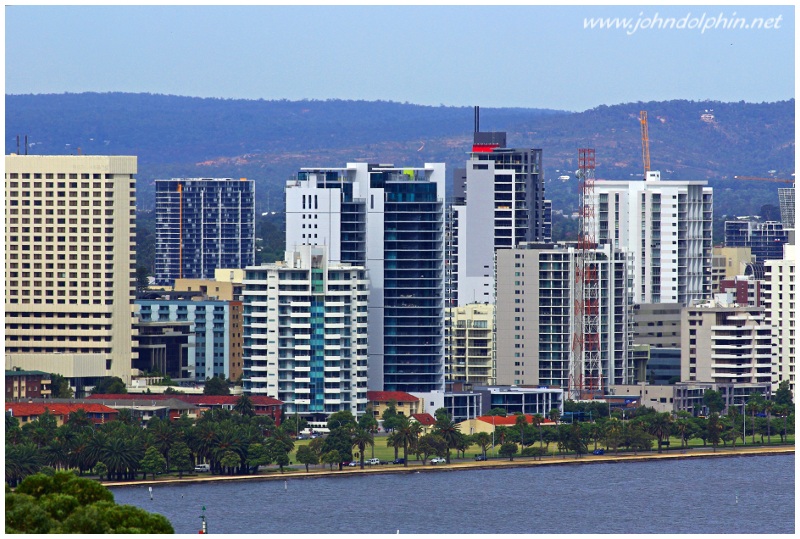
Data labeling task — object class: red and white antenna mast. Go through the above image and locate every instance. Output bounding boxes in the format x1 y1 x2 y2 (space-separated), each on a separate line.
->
570 149 602 400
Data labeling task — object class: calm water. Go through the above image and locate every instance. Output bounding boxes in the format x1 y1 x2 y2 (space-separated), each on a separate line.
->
112 455 794 534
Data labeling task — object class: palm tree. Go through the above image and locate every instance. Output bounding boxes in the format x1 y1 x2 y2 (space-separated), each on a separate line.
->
647 412 673 454
5 442 44 487
233 395 255 417
396 417 421 467
764 401 774 443
386 431 401 461
148 417 179 470
434 415 460 464
514 414 528 450
549 408 561 425
531 414 545 448
351 428 374 469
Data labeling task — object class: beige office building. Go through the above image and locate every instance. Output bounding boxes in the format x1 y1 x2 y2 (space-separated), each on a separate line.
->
5 155 138 391
765 244 796 393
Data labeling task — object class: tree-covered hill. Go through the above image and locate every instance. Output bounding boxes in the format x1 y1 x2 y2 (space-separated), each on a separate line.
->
5 93 794 218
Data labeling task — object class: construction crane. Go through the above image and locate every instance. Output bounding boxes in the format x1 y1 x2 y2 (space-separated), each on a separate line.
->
640 111 650 178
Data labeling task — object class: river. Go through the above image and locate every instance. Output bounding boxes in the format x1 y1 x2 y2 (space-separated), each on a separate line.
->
112 454 794 534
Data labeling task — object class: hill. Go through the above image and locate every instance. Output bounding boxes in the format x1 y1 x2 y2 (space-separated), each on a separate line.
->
5 93 795 219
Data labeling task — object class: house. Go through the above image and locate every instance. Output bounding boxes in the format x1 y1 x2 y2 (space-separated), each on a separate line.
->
456 414 555 436
5 402 118 426
366 391 421 419
410 413 436 434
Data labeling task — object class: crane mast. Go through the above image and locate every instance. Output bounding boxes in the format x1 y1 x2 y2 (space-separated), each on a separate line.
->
640 111 651 178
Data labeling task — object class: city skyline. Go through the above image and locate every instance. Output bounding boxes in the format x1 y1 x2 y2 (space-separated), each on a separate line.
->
4 4 795 111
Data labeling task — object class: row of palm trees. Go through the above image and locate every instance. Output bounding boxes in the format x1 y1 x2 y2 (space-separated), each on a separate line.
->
5 396 295 487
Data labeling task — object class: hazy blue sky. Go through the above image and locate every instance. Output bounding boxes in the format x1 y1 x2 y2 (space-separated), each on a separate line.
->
5 4 795 111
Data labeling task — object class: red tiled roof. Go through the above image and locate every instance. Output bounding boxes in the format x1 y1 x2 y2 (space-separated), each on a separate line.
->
86 393 283 406
476 415 555 426
5 402 119 418
411 413 435 426
366 391 419 403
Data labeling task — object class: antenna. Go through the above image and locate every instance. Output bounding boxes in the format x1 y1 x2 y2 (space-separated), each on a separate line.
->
24 135 28 155
474 106 480 133
16 135 20 155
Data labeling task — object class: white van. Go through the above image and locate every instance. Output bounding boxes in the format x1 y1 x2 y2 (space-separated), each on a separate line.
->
194 463 211 472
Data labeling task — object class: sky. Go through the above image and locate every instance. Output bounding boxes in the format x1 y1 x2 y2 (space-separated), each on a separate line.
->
3 3 795 111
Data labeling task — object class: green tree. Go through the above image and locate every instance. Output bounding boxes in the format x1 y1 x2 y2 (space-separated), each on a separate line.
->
647 412 673 453
396 416 422 467
233 394 255 417
351 427 375 469
627 426 654 455
774 380 793 406
6 471 173 533
703 389 725 415
549 408 562 424
433 411 461 464
296 445 319 472
49 373 74 399
136 265 150 291
91 376 127 395
499 442 518 461
746 393 766 444
139 446 167 480
358 412 380 458
381 401 403 433
203 376 231 396
246 442 271 473
220 450 240 474
707 413 723 452
321 450 341 471
416 433 446 464
472 431 493 459
93 462 108 481
280 414 309 437
168 441 193 479
6 442 45 487
487 407 507 417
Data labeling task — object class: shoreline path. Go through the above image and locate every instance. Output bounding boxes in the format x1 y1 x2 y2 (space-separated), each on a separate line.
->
105 445 794 488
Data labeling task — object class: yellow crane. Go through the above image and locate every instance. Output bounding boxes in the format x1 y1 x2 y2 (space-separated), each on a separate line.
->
640 110 650 178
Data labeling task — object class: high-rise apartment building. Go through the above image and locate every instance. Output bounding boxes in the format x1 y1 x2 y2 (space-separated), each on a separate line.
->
285 163 446 393
724 219 789 264
764 244 796 393
446 303 495 386
241 246 369 419
448 127 547 306
154 178 255 286
778 187 795 228
589 171 713 305
681 297 772 385
494 242 632 389
5 155 139 391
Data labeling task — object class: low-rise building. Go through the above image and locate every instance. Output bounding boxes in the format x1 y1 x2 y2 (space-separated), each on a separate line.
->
5 369 52 400
366 390 421 419
5 402 118 426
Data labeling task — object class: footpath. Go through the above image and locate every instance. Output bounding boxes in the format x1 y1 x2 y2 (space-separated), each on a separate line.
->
104 445 793 489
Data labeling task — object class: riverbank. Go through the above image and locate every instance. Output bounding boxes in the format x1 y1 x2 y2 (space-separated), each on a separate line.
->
105 444 793 488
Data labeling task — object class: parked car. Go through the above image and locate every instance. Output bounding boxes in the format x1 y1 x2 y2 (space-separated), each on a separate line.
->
347 461 358 467
592 449 605 455
194 463 211 472
392 458 405 465
474 455 487 461
366 458 381 466
429 457 446 464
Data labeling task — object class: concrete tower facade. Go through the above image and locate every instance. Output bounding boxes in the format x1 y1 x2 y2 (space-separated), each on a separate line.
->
5 155 139 391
